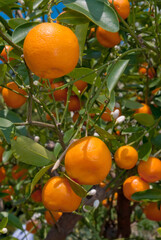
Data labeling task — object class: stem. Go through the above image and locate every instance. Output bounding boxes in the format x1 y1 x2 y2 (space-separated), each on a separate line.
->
14 121 56 129
48 0 53 23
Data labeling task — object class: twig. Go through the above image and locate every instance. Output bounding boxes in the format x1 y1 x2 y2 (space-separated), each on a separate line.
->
14 121 57 129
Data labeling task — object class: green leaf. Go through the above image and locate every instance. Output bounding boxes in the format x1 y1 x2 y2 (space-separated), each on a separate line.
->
64 174 87 198
124 100 144 109
2 237 18 240
28 164 53 198
75 23 89 65
94 125 116 140
11 136 56 166
0 118 14 144
0 212 23 231
134 113 155 127
151 134 161 148
0 64 7 84
63 129 75 144
68 68 101 87
54 142 62 158
57 10 89 25
63 0 119 32
2 149 13 164
12 22 39 44
138 142 152 161
0 0 17 7
8 18 28 30
122 127 143 134
132 189 161 201
0 217 8 230
33 0 46 10
157 227 161 236
107 60 129 93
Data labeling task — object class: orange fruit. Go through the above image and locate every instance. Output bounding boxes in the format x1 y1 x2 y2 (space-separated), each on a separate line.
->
66 95 81 112
2 82 27 109
23 23 79 79
42 176 82 212
0 86 3 93
2 186 14 202
1 45 14 62
0 146 4 162
74 80 87 93
114 145 138 169
0 167 6 183
100 105 121 122
46 112 56 121
31 188 42 203
45 211 62 225
26 220 39 234
139 63 155 79
143 202 161 221
138 157 161 183
72 112 80 123
96 27 121 48
65 136 112 185
49 81 67 101
108 0 130 20
12 165 27 180
135 103 152 114
123 176 149 201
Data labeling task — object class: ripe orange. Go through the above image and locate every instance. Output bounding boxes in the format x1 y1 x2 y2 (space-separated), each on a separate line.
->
72 112 80 123
26 220 39 234
0 167 6 183
2 82 27 109
143 202 161 221
114 145 138 169
66 95 81 112
108 0 130 20
100 105 121 122
138 157 161 183
31 188 42 203
123 176 149 201
65 136 112 185
74 80 87 93
42 176 82 212
2 186 14 202
139 63 155 79
0 146 4 162
134 103 152 114
12 165 27 180
49 81 67 101
45 211 62 225
96 27 121 48
23 23 79 79
1 45 14 62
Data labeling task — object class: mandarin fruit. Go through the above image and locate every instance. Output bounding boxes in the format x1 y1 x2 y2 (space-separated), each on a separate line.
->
100 104 121 122
143 202 161 221
66 95 81 112
49 81 67 101
0 146 4 162
42 176 82 212
23 23 79 79
74 80 87 93
12 165 27 180
1 45 14 62
0 167 6 183
2 82 27 109
26 220 39 234
114 145 138 169
31 189 42 203
2 186 14 202
65 136 112 185
45 211 62 225
139 63 155 79
123 176 149 201
138 157 161 183
96 27 121 48
108 0 130 20
135 103 152 114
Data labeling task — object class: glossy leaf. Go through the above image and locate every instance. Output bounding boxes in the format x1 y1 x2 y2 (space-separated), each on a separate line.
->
107 60 129 93
11 136 55 166
57 10 89 24
63 129 74 144
64 174 87 198
94 125 116 140
12 22 39 44
8 18 28 30
132 189 161 201
0 118 14 144
0 0 17 7
134 113 155 127
138 142 152 161
63 0 119 32
122 127 143 134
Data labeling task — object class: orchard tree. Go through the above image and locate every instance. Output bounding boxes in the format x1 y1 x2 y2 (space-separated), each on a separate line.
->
0 0 161 240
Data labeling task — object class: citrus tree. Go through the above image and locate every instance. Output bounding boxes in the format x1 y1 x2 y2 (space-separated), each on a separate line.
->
0 0 161 240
